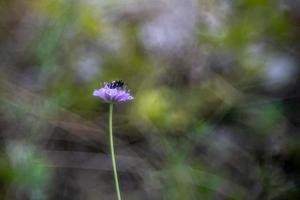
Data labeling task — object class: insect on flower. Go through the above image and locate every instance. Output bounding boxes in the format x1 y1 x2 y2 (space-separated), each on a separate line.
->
93 80 134 103
106 80 124 89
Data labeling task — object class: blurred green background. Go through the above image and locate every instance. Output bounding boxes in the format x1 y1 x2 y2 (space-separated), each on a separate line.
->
1 0 300 199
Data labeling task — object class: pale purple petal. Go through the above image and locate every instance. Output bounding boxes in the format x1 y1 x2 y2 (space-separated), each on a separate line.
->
93 83 134 103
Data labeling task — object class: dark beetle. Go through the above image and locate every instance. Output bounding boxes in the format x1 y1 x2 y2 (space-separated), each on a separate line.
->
106 80 124 89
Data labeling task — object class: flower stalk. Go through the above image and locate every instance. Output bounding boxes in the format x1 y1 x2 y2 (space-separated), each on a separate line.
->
109 103 122 200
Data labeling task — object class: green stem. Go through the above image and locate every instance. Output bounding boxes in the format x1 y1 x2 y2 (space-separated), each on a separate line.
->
109 103 122 200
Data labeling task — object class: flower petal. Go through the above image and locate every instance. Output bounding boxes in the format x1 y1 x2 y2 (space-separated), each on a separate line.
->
93 84 134 103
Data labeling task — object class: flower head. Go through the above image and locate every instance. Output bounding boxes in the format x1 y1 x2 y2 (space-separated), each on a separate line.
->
93 80 134 103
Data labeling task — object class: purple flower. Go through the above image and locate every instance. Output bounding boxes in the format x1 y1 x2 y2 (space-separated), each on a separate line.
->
93 80 134 103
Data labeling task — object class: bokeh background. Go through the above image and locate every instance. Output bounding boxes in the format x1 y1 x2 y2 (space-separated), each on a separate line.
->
1 0 300 199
